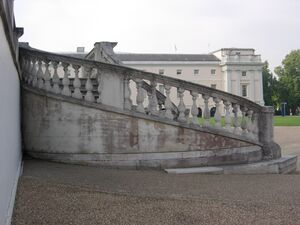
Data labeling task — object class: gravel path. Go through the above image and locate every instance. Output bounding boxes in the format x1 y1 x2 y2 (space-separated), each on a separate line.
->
12 127 300 225
274 126 300 171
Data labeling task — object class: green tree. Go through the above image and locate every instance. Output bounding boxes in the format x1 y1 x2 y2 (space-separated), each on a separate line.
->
275 50 300 114
262 61 278 107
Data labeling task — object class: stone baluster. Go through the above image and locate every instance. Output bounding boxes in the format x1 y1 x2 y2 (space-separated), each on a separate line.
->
177 88 186 122
31 58 38 87
146 92 151 114
21 58 28 82
20 57 25 79
135 79 145 113
213 97 221 128
232 103 241 134
124 75 132 110
28 58 35 85
37 59 44 89
23 57 28 73
25 58 32 85
21 57 26 79
96 69 102 104
202 94 210 127
43 59 51 91
148 80 158 116
190 91 199 125
158 99 164 117
224 100 232 131
247 110 254 139
84 67 95 102
164 85 173 120
51 61 61 94
240 106 248 135
61 62 71 96
72 64 82 99
252 112 259 141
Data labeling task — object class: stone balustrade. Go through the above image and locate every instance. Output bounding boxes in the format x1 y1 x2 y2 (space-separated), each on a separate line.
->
223 54 261 63
19 46 280 159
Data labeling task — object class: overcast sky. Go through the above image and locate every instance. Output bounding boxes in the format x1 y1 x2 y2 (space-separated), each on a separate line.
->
14 0 300 72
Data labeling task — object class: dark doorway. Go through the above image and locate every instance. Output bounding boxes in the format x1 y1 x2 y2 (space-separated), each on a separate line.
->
210 107 216 117
197 107 202 117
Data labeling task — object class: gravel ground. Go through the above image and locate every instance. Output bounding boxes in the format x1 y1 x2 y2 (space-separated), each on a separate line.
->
274 126 300 171
12 176 300 225
12 127 300 225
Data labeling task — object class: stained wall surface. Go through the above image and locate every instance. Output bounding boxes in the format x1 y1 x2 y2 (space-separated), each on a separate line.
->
22 89 262 168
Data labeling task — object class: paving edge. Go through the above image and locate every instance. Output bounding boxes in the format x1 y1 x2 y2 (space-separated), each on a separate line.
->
164 155 298 175
165 167 224 174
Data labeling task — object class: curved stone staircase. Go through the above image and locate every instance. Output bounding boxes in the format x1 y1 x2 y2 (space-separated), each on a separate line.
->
19 45 296 173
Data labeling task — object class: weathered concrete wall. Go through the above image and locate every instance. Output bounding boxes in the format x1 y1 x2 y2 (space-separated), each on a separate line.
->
23 88 262 168
0 13 22 225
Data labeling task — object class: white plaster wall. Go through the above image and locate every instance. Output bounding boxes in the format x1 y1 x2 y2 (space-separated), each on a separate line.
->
0 19 22 225
127 63 223 90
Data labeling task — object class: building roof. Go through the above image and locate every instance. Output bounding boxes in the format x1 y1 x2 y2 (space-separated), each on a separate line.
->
59 52 87 59
211 48 255 53
116 53 220 62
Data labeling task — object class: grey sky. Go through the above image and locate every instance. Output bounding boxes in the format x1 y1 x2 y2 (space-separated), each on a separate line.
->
15 0 300 72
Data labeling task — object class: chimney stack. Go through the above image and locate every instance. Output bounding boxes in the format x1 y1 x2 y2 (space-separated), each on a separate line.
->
76 47 85 53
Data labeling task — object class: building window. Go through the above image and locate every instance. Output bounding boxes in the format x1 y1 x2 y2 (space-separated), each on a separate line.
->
194 69 199 75
241 84 248 97
211 69 216 75
176 69 182 75
242 71 247 76
211 84 217 89
159 69 164 75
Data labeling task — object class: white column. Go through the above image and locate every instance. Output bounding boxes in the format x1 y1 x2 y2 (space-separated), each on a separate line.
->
236 70 241 96
257 69 265 105
250 70 255 102
225 70 232 93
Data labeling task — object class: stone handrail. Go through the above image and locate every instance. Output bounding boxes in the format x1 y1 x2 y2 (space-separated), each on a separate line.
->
84 42 179 118
19 46 280 159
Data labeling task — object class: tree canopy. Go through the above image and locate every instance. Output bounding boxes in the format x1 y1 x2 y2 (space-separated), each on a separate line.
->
262 61 279 107
274 50 300 114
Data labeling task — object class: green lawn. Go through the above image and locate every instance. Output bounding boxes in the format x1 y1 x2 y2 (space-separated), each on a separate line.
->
273 116 300 126
196 116 300 127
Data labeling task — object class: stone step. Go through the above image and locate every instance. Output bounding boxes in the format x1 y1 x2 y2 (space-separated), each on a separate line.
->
165 167 224 175
222 155 297 174
164 155 297 175
28 145 263 169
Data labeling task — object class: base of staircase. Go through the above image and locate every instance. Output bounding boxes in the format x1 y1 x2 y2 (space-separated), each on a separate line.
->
165 155 297 175
26 145 262 169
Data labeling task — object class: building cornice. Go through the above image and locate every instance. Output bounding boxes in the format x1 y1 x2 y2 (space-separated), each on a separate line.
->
123 61 220 66
211 48 255 54
220 62 264 67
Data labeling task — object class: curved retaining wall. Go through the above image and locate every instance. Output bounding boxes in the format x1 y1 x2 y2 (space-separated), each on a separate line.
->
22 87 263 168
